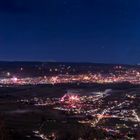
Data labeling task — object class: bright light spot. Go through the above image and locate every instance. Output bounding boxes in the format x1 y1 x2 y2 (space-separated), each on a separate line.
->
51 76 58 84
69 95 79 102
12 77 18 82
61 94 80 103
7 72 11 76
83 76 90 80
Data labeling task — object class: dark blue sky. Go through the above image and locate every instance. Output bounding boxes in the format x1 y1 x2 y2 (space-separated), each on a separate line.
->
0 0 140 64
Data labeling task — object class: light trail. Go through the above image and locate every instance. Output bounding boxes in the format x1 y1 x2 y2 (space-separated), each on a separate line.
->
33 131 48 140
132 110 140 122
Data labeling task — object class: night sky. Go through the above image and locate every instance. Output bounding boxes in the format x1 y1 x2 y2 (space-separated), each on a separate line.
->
0 0 140 64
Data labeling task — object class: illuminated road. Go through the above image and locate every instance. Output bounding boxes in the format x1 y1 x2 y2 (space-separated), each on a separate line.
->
91 101 127 127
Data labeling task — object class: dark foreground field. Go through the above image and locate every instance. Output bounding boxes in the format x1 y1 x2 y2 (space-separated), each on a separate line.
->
0 83 140 140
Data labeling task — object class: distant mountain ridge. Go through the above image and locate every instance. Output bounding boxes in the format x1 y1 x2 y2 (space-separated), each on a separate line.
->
0 61 137 67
